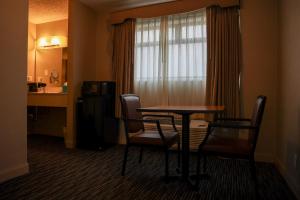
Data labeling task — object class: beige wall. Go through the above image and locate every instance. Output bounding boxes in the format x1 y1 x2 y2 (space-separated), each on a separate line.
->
278 0 300 197
36 19 68 38
67 0 97 147
0 0 29 182
70 1 97 87
27 22 36 81
96 11 113 81
240 0 279 161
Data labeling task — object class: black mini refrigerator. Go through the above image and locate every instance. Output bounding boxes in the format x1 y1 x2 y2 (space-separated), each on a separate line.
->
76 81 118 150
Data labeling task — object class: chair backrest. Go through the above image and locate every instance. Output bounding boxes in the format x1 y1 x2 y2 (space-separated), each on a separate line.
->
120 94 144 137
249 95 267 151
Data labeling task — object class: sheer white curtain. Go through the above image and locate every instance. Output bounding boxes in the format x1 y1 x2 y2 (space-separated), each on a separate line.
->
134 9 207 107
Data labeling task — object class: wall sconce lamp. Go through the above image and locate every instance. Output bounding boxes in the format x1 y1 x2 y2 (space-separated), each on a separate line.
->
37 36 67 49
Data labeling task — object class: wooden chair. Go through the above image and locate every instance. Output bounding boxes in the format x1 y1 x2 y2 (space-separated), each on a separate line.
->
195 95 267 191
120 94 180 182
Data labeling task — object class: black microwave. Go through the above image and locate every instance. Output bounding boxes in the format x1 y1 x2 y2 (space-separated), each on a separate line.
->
81 81 115 97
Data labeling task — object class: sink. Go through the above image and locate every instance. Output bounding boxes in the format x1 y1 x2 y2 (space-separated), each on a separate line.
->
44 86 63 93
30 86 62 94
29 86 63 94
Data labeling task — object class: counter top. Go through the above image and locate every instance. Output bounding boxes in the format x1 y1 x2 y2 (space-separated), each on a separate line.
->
28 92 68 95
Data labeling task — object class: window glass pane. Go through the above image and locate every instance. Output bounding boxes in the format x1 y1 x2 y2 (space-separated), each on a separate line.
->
134 9 206 81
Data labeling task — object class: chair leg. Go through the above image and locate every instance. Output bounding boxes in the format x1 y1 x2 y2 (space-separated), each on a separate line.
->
139 147 143 163
177 139 181 171
203 155 207 174
195 151 201 189
121 145 129 176
249 158 257 182
249 158 258 197
165 149 169 183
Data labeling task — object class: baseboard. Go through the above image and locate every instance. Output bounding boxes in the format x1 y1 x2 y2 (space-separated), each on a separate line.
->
0 163 29 183
275 158 300 199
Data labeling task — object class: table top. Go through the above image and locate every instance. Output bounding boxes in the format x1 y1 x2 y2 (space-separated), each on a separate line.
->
137 105 225 114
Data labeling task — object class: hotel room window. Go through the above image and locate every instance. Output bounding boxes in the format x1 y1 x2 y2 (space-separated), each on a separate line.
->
134 9 207 106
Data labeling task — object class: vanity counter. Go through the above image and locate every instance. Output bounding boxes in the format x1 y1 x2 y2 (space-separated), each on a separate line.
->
27 92 68 107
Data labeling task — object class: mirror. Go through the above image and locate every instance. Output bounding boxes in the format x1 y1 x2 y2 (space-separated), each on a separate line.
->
35 47 68 87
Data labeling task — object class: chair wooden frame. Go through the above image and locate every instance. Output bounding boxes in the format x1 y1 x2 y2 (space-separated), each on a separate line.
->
120 94 180 182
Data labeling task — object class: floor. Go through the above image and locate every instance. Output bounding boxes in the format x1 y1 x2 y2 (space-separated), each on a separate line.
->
0 134 297 200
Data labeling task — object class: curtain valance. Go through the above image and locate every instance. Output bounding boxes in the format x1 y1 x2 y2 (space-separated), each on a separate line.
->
110 0 239 24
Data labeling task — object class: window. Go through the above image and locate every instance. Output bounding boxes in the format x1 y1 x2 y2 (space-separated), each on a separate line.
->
134 9 207 106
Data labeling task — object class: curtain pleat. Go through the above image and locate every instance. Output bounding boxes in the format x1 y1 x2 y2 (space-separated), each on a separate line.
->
112 19 136 118
206 6 241 118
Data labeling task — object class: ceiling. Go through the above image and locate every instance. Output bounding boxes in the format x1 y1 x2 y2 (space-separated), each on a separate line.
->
29 0 68 24
29 0 175 24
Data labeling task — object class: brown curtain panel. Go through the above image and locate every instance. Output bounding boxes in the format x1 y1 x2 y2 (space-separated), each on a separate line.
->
112 19 136 118
206 6 241 118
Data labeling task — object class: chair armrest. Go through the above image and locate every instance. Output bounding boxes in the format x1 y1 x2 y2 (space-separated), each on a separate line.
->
215 118 251 122
126 118 167 143
208 121 256 130
143 114 175 119
126 118 158 124
199 121 256 150
142 114 177 132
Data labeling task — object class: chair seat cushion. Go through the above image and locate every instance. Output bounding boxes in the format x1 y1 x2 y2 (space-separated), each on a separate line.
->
129 130 178 147
202 135 251 157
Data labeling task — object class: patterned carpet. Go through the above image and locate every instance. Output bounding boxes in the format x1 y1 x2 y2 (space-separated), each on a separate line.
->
0 135 297 200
